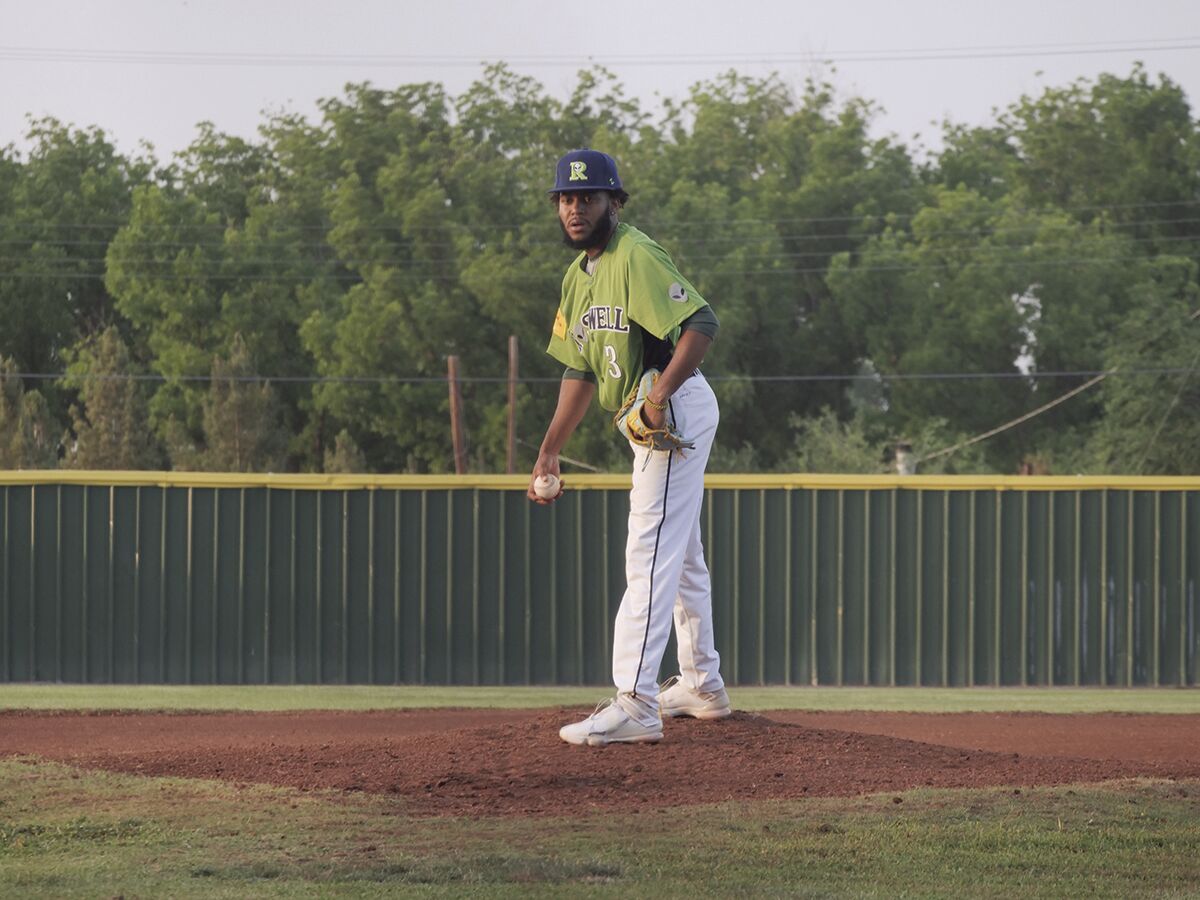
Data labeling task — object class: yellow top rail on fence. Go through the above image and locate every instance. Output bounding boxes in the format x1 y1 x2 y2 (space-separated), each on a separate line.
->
2 470 1200 491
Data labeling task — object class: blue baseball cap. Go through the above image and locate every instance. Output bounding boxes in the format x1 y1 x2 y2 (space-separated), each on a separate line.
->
548 148 624 195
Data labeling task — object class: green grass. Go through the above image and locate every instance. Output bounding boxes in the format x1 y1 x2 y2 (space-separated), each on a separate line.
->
4 686 1198 895
2 683 1199 713
1 758 1197 898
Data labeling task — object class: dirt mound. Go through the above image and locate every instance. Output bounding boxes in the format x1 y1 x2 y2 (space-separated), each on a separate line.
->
10 709 1196 817
768 710 1200 764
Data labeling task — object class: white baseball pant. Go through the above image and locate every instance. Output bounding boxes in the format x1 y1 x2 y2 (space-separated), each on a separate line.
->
610 371 725 712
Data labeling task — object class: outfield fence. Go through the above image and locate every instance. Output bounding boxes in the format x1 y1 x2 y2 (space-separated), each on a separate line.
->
0 472 1197 687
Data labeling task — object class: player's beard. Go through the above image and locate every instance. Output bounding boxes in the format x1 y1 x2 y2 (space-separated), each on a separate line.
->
560 209 616 251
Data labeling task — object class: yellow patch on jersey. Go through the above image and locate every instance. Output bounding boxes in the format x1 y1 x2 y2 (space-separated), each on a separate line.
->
552 309 567 340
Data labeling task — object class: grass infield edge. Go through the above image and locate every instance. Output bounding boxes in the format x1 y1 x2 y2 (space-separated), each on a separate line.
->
1 684 1198 713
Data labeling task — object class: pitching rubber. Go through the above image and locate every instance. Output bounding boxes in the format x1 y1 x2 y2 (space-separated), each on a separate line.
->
662 705 732 721
585 729 664 747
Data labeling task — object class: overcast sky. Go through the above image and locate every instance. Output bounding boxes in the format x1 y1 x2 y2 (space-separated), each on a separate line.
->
3 0 1198 161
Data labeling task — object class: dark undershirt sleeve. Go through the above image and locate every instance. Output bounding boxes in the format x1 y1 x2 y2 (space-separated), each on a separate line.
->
642 306 721 372
562 367 597 383
679 304 719 340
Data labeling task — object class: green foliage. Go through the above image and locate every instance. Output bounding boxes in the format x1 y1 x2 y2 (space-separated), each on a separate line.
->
4 65 1199 473
1088 258 1200 474
323 428 367 473
169 335 287 472
791 407 885 473
1004 67 1200 239
786 406 992 474
63 326 160 469
0 120 152 382
0 358 59 468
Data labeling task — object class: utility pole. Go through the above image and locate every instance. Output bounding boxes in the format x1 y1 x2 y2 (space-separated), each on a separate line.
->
447 355 467 474
506 336 518 474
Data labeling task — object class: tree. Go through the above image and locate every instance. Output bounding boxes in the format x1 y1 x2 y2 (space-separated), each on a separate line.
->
108 121 336 471
63 326 160 469
635 75 923 464
173 122 268 226
826 183 1145 470
791 407 883 473
169 335 287 472
0 119 152 381
0 358 59 468
1085 258 1200 474
303 80 514 471
1001 66 1200 253
7 65 1200 474
323 428 367 473
223 114 345 470
932 123 1020 200
106 183 228 439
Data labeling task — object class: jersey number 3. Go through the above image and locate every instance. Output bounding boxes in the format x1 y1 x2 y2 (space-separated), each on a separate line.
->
603 345 622 379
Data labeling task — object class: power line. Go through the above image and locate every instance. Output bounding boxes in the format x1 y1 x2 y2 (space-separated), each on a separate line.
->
1 37 1197 68
4 213 1200 252
9 367 1199 386
3 200 1198 233
917 371 1112 464
917 309 1200 465
4 251 1195 281
8 233 1196 271
639 200 1200 230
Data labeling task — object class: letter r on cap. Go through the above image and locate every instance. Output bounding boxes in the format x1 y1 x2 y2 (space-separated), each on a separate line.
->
569 161 588 181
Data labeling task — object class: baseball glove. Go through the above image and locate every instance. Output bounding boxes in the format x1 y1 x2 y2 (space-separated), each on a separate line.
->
614 368 696 454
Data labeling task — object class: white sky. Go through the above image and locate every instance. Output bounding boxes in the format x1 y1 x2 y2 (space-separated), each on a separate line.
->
2 0 1198 161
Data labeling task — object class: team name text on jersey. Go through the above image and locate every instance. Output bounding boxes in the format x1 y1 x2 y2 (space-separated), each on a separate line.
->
580 305 630 334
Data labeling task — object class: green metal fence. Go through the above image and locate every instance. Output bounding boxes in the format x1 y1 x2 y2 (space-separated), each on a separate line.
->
1 473 1196 686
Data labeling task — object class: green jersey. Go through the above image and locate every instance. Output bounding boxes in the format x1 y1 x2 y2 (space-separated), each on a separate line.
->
546 223 709 411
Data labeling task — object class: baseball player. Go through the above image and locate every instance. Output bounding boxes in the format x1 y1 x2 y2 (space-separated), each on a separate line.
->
528 148 731 746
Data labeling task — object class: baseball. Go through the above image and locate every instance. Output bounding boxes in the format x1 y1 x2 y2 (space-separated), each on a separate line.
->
533 474 560 499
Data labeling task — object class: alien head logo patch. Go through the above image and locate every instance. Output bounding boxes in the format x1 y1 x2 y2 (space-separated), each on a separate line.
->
569 161 588 181
668 282 688 303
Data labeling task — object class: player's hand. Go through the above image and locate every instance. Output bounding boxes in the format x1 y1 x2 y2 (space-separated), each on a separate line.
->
614 369 696 454
641 404 667 430
528 454 564 505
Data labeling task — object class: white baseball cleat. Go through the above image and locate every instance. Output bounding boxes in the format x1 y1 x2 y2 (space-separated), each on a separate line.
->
657 675 733 720
559 696 663 746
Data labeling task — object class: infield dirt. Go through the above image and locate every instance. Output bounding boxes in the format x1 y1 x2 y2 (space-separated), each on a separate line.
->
2 709 1198 817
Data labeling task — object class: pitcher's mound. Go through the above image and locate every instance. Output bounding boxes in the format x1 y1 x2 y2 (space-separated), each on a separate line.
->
8 709 1197 816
